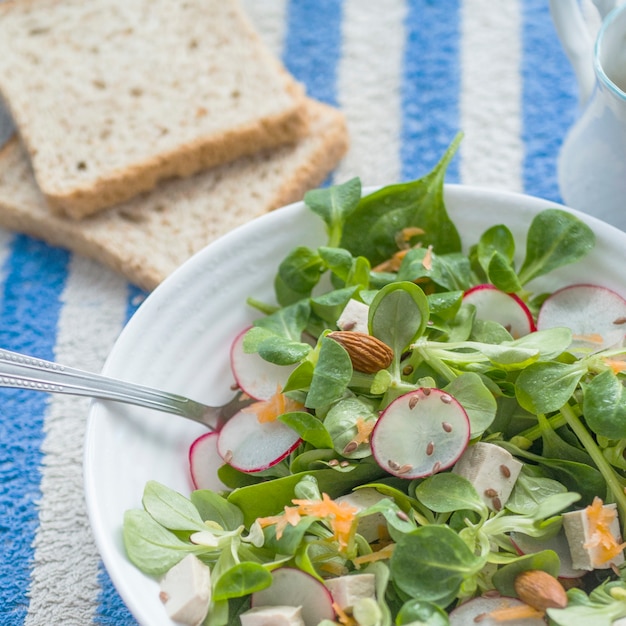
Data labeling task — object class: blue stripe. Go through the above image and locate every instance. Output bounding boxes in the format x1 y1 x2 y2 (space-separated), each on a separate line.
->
0 237 69 623
521 0 578 201
95 565 137 625
401 0 461 182
282 0 344 106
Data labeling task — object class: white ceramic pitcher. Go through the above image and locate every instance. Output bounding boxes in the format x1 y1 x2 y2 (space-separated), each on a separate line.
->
550 0 626 230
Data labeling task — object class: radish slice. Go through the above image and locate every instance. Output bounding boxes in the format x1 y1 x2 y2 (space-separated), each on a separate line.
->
230 327 297 400
250 567 335 626
370 388 470 479
464 284 536 338
216 409 301 473
189 432 229 491
449 595 546 625
509 531 586 579
537 283 626 353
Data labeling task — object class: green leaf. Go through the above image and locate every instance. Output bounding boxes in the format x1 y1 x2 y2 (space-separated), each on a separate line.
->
227 460 386 526
515 361 587 414
369 281 429 354
262 516 320 556
398 249 471 292
340 134 463 265
278 411 334 448
212 562 272 601
305 177 362 247
414 473 488 516
487 250 523 293
506 469 568 515
277 246 325 295
492 550 560 597
518 209 595 285
390 525 483 606
142 481 206 532
190 490 244 530
444 372 497 438
122 509 200 576
305 336 353 409
310 286 358 325
396 599 449 626
584 370 626 439
323 396 379 458
318 246 355 282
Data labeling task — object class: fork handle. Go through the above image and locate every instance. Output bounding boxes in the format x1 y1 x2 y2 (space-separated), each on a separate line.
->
0 348 210 423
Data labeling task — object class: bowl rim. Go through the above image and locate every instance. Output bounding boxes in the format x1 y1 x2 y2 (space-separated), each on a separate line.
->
83 183 626 624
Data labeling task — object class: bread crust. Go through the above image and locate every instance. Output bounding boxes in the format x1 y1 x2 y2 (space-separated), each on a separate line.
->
0 100 349 291
0 0 310 219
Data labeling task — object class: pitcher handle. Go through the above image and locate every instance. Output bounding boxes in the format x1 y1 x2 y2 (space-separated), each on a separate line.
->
549 0 598 106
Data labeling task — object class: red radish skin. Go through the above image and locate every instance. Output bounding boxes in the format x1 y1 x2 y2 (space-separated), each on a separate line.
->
230 327 297 401
537 283 626 353
250 567 335 626
216 408 301 473
370 388 470 479
449 595 547 625
188 431 229 491
464 284 536 338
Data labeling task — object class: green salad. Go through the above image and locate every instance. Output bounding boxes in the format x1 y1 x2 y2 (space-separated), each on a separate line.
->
123 136 626 626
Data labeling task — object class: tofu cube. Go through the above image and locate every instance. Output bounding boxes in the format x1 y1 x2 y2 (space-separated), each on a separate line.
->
325 573 376 611
452 441 523 511
335 488 390 543
240 605 305 626
562 502 625 570
159 554 211 626
337 299 369 334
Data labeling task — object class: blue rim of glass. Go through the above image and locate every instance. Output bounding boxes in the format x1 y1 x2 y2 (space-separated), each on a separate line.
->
594 3 626 101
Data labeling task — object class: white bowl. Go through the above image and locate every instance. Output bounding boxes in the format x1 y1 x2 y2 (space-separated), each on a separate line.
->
84 185 626 625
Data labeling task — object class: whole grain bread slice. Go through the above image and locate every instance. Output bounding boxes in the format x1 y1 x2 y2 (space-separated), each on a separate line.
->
0 0 309 219
0 100 348 291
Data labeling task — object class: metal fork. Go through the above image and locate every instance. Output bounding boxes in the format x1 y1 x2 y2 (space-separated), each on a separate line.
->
0 348 250 429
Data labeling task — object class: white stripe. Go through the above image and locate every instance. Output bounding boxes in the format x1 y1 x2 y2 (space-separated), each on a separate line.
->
459 0 523 191
25 257 128 626
334 0 407 185
239 0 288 57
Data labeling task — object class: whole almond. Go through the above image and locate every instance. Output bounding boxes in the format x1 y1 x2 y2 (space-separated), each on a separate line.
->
327 331 394 373
514 570 568 610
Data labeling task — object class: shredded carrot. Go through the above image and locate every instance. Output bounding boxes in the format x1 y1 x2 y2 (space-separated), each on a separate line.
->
352 543 395 567
572 333 605 345
332 602 357 626
584 497 626 566
242 385 304 423
257 505 302 539
603 357 626 374
422 244 434 270
486 604 545 622
372 248 411 273
292 493 358 550
397 226 425 244
257 492 358 551
319 560 349 577
353 417 374 445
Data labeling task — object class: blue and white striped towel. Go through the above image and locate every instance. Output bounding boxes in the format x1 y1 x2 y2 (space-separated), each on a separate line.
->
0 0 595 624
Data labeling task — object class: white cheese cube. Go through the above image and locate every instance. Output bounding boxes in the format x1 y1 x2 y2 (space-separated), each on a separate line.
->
562 502 625 570
240 605 305 626
159 554 211 626
337 299 369 334
452 441 523 511
335 488 390 543
325 573 376 611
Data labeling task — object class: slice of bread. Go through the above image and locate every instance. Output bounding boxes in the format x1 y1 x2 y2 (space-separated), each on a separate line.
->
0 100 348 291
0 0 309 219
